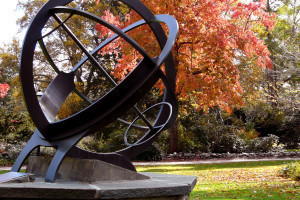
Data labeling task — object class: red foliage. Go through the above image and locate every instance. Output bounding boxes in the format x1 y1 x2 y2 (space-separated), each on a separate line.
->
0 71 10 98
90 0 276 112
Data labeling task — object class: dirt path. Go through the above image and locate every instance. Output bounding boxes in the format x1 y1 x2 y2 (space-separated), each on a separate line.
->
1 157 299 171
133 157 300 166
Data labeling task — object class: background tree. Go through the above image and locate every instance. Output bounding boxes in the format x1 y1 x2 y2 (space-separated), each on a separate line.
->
0 38 35 144
264 0 299 111
13 0 150 149
261 0 299 147
92 0 276 152
2 0 297 156
16 0 131 115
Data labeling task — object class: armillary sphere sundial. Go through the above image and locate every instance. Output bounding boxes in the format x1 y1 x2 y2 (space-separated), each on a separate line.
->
9 0 178 183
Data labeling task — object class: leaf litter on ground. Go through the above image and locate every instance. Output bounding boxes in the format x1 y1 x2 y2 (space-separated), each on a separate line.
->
136 160 300 200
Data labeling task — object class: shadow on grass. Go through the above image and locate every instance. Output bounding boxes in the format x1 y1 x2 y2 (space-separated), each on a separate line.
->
138 160 299 173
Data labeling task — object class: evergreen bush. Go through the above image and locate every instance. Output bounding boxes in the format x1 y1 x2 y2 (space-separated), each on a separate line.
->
279 161 300 181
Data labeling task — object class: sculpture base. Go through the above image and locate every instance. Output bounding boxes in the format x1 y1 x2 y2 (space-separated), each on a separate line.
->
0 173 196 200
0 156 197 199
26 156 149 182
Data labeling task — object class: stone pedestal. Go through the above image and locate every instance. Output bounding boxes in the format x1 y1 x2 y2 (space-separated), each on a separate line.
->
0 156 197 199
26 156 149 182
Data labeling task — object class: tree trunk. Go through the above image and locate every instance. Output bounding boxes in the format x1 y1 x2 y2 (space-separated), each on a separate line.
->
168 120 178 153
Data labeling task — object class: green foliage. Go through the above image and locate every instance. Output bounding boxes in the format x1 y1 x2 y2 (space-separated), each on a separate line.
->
0 39 21 84
244 102 286 137
0 83 34 144
178 106 252 153
0 108 34 144
0 0 297 159
0 142 26 166
279 161 300 181
279 113 300 148
178 135 197 153
78 130 163 161
242 102 299 148
0 38 34 145
263 0 300 110
135 145 162 161
173 102 298 154
246 135 279 153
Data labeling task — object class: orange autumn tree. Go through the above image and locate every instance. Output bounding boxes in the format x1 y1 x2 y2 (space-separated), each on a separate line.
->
88 0 275 152
92 0 275 113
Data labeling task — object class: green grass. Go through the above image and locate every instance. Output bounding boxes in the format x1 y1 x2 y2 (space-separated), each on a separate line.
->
0 169 26 174
286 149 300 152
136 160 300 200
1 160 299 199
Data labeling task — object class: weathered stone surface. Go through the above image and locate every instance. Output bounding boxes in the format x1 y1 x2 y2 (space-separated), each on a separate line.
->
26 156 149 182
0 172 30 183
95 173 196 199
0 182 97 199
0 172 197 200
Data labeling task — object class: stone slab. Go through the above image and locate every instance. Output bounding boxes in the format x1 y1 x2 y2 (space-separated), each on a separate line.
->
0 172 197 199
0 172 30 183
26 156 149 182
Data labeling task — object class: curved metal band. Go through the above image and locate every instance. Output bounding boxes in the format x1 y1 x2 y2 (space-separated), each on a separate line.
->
20 0 73 136
16 0 179 183
40 13 74 39
71 15 178 74
20 0 178 140
72 19 147 72
116 68 177 159
124 102 172 147
40 9 177 133
38 39 60 74
69 15 178 133
51 6 155 65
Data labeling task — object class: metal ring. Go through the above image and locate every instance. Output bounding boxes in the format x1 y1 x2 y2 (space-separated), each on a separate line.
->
124 102 172 147
20 0 178 142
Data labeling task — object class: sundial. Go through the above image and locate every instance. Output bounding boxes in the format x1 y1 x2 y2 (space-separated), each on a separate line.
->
3 0 178 183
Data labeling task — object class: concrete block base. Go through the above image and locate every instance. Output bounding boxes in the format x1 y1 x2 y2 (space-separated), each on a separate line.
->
0 172 196 199
0 156 196 199
26 156 149 182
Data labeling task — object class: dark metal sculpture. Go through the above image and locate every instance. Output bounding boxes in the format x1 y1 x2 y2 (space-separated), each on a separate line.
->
11 0 178 183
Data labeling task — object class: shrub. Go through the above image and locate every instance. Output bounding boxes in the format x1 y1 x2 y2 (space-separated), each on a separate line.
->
245 134 279 152
134 145 162 161
0 141 26 165
78 133 108 153
69 102 298 155
39 146 56 157
78 132 163 161
279 161 300 181
0 107 34 144
234 103 299 150
279 112 300 149
252 107 285 137
176 105 283 154
178 136 196 153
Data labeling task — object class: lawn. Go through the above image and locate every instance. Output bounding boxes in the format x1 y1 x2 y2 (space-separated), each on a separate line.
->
136 160 300 200
0 169 25 174
1 160 299 199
